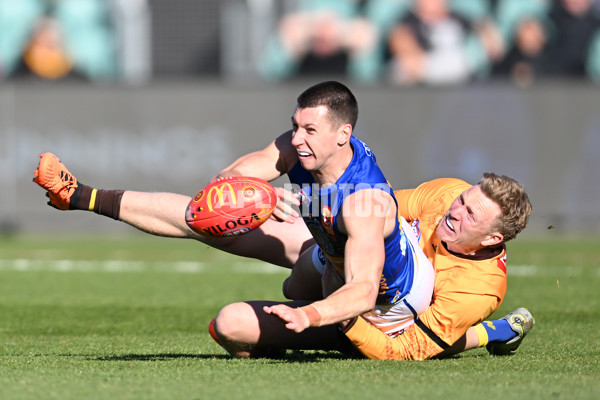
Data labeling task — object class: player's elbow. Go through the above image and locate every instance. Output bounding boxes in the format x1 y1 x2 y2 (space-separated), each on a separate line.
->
356 281 379 314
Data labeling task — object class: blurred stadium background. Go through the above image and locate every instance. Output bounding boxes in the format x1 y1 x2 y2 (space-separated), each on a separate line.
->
0 0 599 236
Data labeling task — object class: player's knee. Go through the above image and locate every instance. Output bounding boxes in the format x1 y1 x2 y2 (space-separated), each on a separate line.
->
282 275 310 300
214 302 261 358
214 302 257 343
282 277 294 299
214 303 241 341
282 275 324 301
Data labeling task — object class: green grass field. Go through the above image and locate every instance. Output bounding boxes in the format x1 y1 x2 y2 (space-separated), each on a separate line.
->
1 234 599 400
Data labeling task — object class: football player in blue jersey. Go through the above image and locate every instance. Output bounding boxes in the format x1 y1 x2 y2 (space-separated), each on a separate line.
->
209 81 434 357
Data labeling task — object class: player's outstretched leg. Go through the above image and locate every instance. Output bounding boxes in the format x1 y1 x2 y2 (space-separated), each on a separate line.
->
486 307 535 356
33 152 78 210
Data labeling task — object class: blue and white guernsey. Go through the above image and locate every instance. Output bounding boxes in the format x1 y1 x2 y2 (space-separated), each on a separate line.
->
288 136 421 312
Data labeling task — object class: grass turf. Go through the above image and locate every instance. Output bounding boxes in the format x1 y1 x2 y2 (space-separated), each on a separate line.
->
1 234 599 399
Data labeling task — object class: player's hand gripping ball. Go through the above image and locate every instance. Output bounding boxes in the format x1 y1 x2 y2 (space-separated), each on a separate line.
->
185 177 277 237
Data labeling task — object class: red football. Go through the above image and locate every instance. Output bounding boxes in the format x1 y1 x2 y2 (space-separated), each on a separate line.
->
185 176 277 238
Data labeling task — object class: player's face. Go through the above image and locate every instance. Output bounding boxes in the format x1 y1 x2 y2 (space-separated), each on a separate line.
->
436 185 502 255
290 105 342 175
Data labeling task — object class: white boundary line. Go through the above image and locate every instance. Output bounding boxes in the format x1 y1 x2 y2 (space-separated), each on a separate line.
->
0 259 598 277
507 264 594 277
0 259 287 274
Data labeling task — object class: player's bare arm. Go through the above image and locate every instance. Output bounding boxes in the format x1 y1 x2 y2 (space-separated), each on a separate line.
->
214 131 297 180
264 189 391 332
214 131 301 222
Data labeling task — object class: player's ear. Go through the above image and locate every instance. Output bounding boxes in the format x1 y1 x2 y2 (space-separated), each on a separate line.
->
481 231 504 247
337 123 352 146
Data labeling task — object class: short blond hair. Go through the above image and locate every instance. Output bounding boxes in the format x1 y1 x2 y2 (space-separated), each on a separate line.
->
478 172 532 242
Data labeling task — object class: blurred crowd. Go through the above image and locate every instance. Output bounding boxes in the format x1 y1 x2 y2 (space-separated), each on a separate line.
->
0 0 117 82
0 0 148 84
1 0 600 86
260 0 600 86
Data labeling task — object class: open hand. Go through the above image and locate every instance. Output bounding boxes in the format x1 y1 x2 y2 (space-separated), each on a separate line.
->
263 304 309 333
271 187 300 223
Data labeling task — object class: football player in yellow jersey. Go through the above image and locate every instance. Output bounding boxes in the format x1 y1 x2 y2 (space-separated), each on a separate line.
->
341 174 534 359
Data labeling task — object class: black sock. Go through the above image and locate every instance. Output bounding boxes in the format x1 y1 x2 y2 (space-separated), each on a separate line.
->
70 184 124 220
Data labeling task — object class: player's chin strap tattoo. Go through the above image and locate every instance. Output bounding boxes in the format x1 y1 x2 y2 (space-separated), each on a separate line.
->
67 184 124 220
